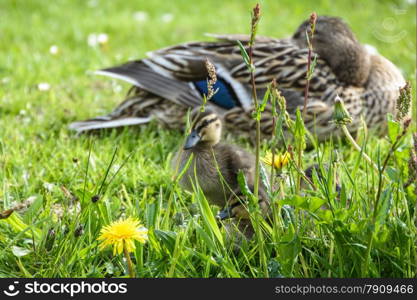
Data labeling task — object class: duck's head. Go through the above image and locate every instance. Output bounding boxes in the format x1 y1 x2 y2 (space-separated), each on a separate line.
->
217 188 270 221
292 16 371 86
184 109 222 150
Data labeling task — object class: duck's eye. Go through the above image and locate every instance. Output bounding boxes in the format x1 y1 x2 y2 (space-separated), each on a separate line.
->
201 117 219 128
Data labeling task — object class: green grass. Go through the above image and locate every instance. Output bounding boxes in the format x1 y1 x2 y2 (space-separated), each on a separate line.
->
0 0 416 277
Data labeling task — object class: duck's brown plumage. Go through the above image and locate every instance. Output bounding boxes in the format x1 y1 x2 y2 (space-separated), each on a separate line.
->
70 16 405 142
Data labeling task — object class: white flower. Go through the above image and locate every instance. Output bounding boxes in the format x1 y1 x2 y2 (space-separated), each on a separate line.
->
161 13 174 23
38 83 50 91
133 11 148 22
97 33 108 45
87 0 98 7
112 164 121 172
88 33 98 47
88 33 108 47
43 182 55 192
49 45 59 55
22 171 30 182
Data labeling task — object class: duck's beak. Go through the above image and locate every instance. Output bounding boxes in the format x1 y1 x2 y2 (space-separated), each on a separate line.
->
184 130 201 150
217 207 233 220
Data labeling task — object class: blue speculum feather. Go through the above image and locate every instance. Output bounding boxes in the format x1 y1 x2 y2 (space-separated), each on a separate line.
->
194 79 238 109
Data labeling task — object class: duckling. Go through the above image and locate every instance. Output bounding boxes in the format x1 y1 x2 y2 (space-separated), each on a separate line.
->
175 109 267 208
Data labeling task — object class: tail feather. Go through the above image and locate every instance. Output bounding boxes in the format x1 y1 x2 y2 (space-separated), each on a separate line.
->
69 90 177 133
69 116 152 133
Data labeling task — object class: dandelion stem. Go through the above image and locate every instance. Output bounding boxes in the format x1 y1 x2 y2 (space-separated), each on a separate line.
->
296 139 303 194
269 81 278 191
341 125 379 172
269 146 276 191
123 242 135 278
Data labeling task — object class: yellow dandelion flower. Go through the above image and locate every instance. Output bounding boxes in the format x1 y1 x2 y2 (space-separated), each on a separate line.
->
98 217 148 255
262 151 290 170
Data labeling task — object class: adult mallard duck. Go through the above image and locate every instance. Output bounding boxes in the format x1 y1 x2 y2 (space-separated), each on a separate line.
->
70 16 405 140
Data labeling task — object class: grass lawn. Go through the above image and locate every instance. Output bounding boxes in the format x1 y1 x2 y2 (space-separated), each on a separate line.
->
0 0 416 277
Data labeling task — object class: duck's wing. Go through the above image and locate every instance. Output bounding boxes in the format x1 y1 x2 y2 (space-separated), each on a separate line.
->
96 61 203 107
95 41 253 110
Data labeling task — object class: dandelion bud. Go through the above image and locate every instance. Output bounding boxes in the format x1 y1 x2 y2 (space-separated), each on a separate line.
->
332 95 352 126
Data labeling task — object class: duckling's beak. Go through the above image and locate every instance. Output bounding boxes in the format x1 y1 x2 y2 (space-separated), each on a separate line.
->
184 130 201 150
217 207 233 220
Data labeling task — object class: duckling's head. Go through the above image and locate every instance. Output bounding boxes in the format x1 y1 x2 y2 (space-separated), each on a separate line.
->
292 16 371 86
184 110 222 150
217 188 270 221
